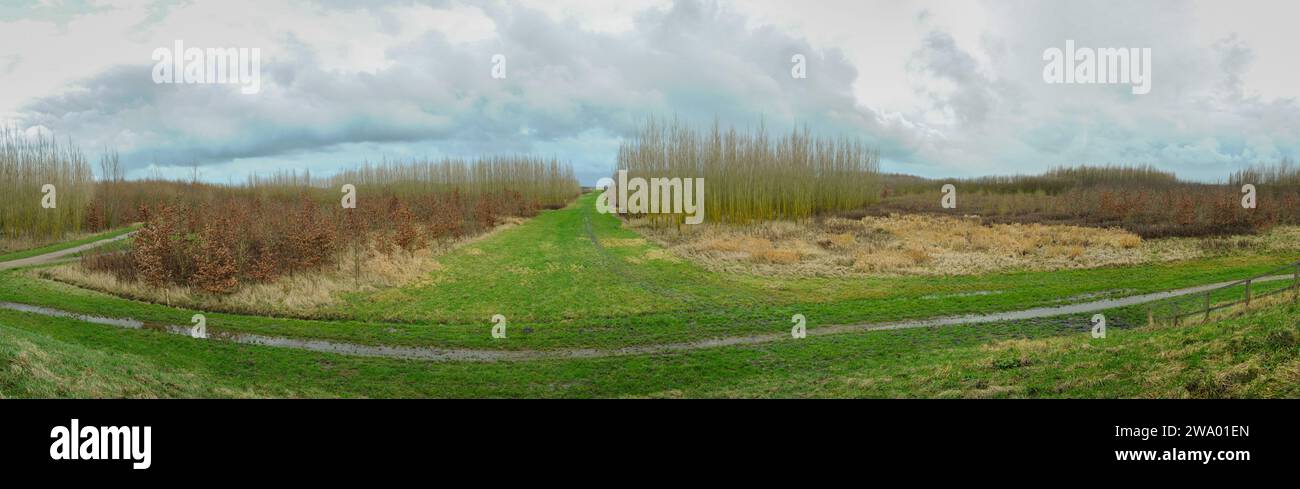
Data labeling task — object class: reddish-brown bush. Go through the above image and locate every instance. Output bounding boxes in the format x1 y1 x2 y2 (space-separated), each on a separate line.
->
85 185 555 294
191 214 239 294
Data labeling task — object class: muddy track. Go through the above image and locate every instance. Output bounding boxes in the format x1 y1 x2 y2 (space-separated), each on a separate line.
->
1 270 1293 363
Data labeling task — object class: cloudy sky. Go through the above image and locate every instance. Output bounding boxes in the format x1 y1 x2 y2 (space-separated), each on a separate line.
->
2 0 1297 184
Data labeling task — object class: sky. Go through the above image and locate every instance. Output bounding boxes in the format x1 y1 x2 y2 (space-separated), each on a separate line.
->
1 0 1297 184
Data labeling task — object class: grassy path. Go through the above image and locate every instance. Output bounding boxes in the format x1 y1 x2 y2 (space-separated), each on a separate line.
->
4 295 1298 398
0 227 135 270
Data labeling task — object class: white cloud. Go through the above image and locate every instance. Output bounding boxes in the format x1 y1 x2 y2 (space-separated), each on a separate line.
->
3 0 1298 184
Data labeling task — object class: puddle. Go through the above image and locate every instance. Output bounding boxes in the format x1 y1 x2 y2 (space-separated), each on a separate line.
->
0 301 539 362
226 334 543 362
1050 288 1136 304
0 302 151 330
836 275 1292 334
919 290 1003 300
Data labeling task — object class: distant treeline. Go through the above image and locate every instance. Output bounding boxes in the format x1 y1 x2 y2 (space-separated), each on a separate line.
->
0 129 94 249
880 162 1300 238
0 125 581 255
614 117 881 225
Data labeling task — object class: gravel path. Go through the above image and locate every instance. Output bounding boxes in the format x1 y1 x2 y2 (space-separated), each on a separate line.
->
0 231 134 270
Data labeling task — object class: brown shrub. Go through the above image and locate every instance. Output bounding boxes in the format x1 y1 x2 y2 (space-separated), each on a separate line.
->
191 215 239 294
131 204 175 287
96 184 547 294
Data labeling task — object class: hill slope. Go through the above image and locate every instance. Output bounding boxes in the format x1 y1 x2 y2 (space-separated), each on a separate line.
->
2 296 1296 398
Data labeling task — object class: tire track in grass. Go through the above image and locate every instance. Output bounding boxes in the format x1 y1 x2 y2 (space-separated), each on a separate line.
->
580 205 785 326
583 212 699 306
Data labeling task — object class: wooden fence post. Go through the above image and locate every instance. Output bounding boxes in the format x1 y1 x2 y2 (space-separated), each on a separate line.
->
1204 292 1211 322
1147 306 1154 328
1173 303 1179 327
1245 279 1252 307
1293 264 1299 304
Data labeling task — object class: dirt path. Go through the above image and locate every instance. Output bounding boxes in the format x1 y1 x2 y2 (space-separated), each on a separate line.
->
0 231 134 271
1 274 1293 362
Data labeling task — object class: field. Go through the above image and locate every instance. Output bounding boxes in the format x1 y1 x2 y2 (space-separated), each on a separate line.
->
1 124 1298 398
1 188 1298 398
3 263 1298 398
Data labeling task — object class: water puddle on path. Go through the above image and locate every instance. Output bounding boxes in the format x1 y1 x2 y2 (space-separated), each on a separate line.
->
0 302 154 330
0 301 546 362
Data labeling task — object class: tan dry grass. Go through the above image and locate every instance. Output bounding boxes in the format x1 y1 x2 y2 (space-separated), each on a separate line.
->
633 216 1300 277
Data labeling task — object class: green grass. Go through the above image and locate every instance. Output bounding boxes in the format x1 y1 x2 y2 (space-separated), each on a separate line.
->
2 193 1296 398
0 225 137 263
0 192 1295 351
0 317 256 398
3 293 1297 398
337 194 766 322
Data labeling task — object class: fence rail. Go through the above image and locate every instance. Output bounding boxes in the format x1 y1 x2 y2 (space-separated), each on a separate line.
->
1151 260 1300 326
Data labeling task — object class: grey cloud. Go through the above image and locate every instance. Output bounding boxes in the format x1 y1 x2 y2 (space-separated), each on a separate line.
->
1211 34 1254 101
15 0 914 178
908 30 1001 125
898 0 1300 179
20 0 1293 184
